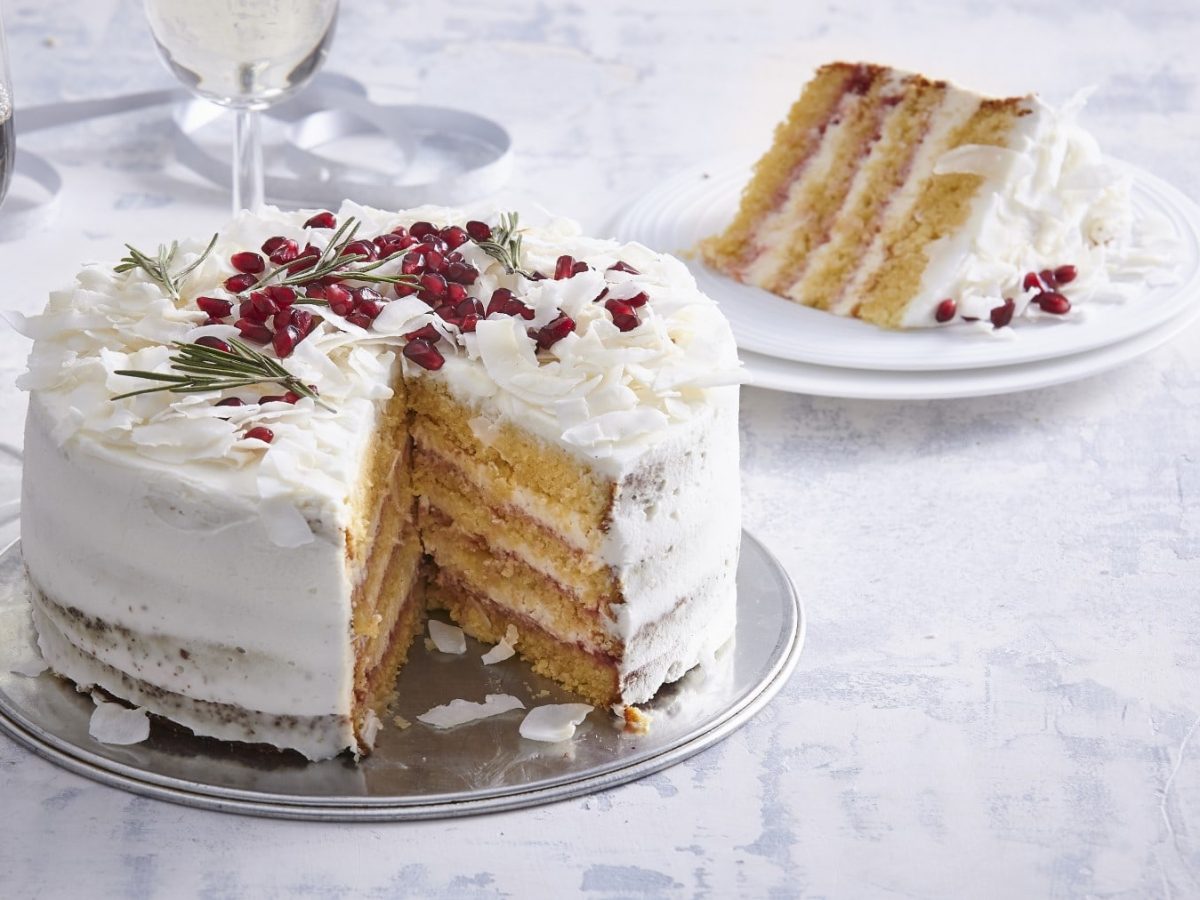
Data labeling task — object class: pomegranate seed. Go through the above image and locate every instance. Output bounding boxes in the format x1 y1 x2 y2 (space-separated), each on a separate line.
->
456 298 484 318
269 240 301 265
251 291 280 316
283 391 301 404
239 299 269 324
215 397 244 407
374 234 406 256
424 249 446 272
202 317 224 327
231 251 265 274
261 236 288 255
353 286 383 305
572 261 588 275
1039 269 1058 288
420 273 448 298
403 338 445 370
535 313 576 349
935 298 957 323
410 221 438 240
1022 272 1042 291
487 288 516 317
1036 292 1071 314
235 319 273 343
593 288 610 304
624 292 649 308
554 255 576 280
224 273 258 294
346 312 373 329
291 310 317 336
608 261 640 275
434 303 460 325
460 314 479 333
303 284 326 301
466 220 492 241
445 260 479 285
440 226 470 249
990 298 1016 329
1053 265 1077 285
285 250 318 274
528 272 546 281
401 252 423 276
195 336 231 353
273 309 293 330
326 285 354 316
510 300 535 320
244 426 274 444
339 239 374 261
391 225 409 238
304 211 336 229
446 283 469 303
259 394 287 404
605 299 639 332
197 296 233 318
405 323 441 342
358 299 384 319
394 282 418 298
264 285 296 307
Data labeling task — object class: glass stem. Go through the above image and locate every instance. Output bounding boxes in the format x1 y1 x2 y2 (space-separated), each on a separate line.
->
232 108 263 214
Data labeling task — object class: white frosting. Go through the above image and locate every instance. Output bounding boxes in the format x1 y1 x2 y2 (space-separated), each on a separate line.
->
903 92 1176 328
17 203 743 758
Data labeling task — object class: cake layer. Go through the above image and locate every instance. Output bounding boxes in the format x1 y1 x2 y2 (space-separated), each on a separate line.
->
428 576 620 707
420 506 619 656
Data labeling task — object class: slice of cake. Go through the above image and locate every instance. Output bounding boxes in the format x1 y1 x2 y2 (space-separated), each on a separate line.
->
701 62 1146 329
17 204 742 760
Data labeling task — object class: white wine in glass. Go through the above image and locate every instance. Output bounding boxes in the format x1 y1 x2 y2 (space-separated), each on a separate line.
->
144 0 339 213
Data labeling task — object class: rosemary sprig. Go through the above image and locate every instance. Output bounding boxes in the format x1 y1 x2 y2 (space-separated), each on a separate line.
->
112 339 334 411
114 234 218 301
474 212 535 278
248 217 420 295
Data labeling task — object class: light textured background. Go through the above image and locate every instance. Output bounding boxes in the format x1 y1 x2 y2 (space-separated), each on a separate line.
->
1 1 1199 897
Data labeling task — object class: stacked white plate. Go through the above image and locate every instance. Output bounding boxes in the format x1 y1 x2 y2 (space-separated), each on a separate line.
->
609 160 1200 399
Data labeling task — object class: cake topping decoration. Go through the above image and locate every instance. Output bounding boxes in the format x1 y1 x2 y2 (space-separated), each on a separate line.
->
481 625 520 664
115 233 217 301
519 703 593 743
427 619 467 654
88 694 151 746
416 693 525 729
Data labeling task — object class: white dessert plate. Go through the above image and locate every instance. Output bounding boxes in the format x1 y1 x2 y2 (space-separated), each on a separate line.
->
738 290 1200 399
0 532 802 821
608 159 1200 372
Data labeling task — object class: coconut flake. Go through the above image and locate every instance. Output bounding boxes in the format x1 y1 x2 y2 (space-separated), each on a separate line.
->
519 704 593 742
481 625 519 664
360 709 382 749
428 619 467 654
417 694 525 729
88 694 151 745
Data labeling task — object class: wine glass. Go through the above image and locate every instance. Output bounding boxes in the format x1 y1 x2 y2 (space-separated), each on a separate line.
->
143 0 339 214
0 10 14 211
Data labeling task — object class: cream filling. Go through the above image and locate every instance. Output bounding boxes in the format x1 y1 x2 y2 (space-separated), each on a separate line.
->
830 86 982 316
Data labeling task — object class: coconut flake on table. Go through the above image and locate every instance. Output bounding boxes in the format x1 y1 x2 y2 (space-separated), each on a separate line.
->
417 694 525 729
428 619 467 654
88 693 151 745
519 703 593 743
481 625 519 664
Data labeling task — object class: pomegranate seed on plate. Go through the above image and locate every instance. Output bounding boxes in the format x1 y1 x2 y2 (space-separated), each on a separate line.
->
1036 292 1071 314
1053 265 1077 285
935 298 957 323
990 298 1015 329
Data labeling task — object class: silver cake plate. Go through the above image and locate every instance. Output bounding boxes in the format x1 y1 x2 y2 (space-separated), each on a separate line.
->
0 532 803 821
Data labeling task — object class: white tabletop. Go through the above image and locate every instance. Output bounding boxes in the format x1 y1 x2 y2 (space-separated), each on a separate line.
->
3 1 1199 897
